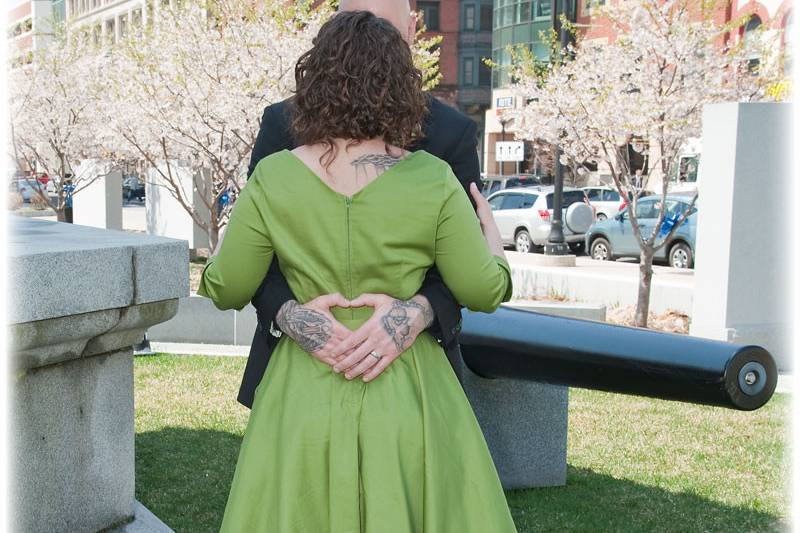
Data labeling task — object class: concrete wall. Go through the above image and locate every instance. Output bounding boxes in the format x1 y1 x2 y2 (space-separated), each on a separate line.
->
72 159 123 230
146 162 210 251
690 102 793 371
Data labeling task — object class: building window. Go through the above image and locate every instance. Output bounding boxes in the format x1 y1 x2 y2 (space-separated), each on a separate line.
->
464 4 475 30
104 18 114 42
479 59 491 86
463 57 475 85
536 0 551 19
743 14 762 73
501 4 514 26
418 1 440 32
582 0 606 16
480 4 492 31
517 1 531 23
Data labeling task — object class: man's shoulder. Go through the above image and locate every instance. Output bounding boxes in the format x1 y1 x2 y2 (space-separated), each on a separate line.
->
262 98 294 122
425 96 475 131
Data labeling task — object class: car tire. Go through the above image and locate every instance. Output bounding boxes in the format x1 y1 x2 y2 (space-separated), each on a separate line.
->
515 229 533 253
669 242 693 269
597 213 607 221
568 241 585 255
590 237 612 261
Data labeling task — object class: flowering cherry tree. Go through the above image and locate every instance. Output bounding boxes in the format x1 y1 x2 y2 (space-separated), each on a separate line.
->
510 0 787 327
103 0 328 249
412 19 443 91
9 29 125 221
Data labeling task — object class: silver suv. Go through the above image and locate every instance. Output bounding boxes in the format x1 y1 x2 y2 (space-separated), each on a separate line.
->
487 186 595 253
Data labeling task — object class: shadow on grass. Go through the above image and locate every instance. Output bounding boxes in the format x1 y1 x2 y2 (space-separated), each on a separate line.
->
507 465 788 533
136 427 242 533
136 427 787 533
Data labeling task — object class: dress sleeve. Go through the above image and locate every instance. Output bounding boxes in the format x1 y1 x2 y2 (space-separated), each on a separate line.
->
434 166 513 313
197 176 274 311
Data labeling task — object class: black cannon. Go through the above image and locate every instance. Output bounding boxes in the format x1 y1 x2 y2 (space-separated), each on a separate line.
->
459 306 777 411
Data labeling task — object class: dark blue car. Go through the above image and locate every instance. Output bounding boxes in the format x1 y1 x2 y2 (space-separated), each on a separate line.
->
584 193 698 269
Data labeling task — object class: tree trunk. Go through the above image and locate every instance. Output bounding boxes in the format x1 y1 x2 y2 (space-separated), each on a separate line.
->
634 250 655 328
209 225 220 254
56 207 68 223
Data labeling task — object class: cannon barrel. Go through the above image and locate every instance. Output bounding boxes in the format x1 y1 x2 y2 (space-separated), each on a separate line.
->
459 306 777 411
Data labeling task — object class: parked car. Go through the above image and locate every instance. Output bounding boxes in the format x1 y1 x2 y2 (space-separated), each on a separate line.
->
12 176 47 202
584 193 698 268
582 186 658 220
481 174 543 197
487 186 595 253
122 175 145 202
582 186 624 221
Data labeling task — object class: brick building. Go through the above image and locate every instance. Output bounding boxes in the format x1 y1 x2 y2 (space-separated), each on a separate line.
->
412 0 494 169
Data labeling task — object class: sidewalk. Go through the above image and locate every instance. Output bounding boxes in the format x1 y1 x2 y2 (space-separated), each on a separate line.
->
506 252 694 314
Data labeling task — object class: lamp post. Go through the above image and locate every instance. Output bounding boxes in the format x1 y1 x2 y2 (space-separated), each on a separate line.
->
544 0 571 256
499 117 510 176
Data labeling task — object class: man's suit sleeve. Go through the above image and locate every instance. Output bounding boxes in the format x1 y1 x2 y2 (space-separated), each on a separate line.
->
417 119 481 349
247 104 296 332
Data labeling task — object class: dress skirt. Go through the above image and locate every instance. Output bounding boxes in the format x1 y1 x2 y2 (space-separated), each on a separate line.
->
218 309 518 533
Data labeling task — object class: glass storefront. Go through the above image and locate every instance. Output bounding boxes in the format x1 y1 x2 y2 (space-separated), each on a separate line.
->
491 0 574 88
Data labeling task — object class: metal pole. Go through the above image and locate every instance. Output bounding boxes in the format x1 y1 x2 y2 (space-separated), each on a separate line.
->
545 0 570 256
500 120 506 176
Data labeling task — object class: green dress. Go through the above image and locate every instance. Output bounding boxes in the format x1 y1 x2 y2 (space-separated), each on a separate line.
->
198 149 517 533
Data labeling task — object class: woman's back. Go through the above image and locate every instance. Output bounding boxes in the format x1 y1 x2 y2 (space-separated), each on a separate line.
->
199 147 512 321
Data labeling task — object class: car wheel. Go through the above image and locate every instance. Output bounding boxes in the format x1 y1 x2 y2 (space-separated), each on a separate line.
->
590 237 612 261
515 229 532 253
597 213 607 221
568 241 585 255
669 242 693 269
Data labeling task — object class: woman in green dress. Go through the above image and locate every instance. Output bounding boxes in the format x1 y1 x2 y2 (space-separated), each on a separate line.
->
198 10 517 533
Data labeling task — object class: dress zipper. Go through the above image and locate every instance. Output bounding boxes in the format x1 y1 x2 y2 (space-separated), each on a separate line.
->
344 196 353 310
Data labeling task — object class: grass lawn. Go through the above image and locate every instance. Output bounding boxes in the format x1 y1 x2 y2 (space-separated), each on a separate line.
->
134 353 791 532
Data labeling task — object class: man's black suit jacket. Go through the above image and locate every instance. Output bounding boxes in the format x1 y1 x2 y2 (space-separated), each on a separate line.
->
237 95 481 409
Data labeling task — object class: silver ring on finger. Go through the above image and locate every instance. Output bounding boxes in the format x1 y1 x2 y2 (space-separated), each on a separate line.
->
369 350 382 361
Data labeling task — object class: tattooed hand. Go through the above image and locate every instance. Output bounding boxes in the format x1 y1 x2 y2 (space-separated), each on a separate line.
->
330 293 434 382
275 293 354 367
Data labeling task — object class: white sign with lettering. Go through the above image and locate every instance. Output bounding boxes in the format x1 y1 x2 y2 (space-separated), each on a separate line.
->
496 141 524 162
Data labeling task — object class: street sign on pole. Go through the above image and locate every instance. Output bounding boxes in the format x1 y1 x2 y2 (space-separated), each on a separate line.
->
496 141 524 162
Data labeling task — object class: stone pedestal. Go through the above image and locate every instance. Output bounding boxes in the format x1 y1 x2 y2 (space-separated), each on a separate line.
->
72 159 123 230
455 301 605 489
8 217 189 533
146 163 210 252
689 102 793 371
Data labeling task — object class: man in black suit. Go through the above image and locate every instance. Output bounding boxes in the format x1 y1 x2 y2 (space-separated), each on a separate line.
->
237 0 486 409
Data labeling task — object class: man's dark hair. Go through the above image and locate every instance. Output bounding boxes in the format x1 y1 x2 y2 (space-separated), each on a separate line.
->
291 10 426 167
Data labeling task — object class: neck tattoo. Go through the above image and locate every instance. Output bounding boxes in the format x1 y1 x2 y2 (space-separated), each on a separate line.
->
350 153 404 174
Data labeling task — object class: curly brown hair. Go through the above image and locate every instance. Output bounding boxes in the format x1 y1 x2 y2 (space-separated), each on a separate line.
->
291 10 427 167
